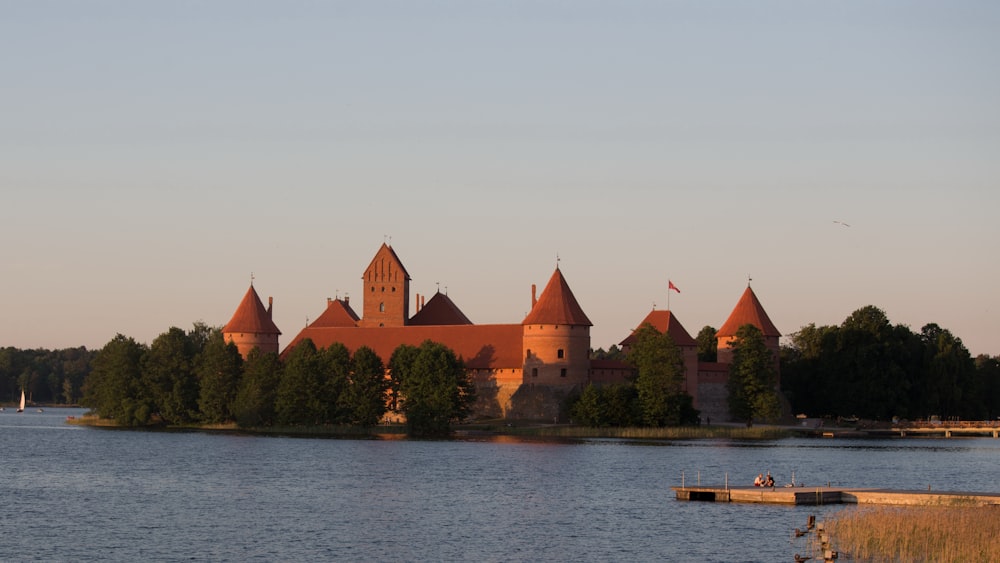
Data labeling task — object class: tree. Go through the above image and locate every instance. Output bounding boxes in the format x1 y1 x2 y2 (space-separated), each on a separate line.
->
388 344 420 414
919 324 978 419
696 326 718 362
141 327 199 424
343 346 388 426
81 334 150 425
627 324 694 426
196 330 243 423
396 340 475 437
571 383 605 427
275 339 329 426
727 324 780 426
232 348 282 427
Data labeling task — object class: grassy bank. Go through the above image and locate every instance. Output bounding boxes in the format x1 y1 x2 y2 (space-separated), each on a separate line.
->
827 505 1000 562
463 424 793 440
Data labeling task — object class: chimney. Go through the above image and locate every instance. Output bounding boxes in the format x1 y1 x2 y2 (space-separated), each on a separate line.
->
344 294 349 304
327 297 332 307
416 293 421 313
531 284 537 308
421 294 425 309
268 296 274 317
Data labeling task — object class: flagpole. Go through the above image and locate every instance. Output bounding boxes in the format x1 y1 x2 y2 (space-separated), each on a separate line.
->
667 278 671 311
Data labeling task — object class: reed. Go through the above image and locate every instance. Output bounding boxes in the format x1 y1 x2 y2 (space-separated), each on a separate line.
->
501 425 791 440
826 505 1000 562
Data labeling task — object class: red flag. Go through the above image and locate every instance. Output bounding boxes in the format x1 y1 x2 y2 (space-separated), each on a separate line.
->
669 280 680 293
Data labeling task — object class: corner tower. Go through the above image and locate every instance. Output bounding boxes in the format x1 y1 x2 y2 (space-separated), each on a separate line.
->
359 243 411 328
716 284 781 377
223 284 281 357
521 267 592 385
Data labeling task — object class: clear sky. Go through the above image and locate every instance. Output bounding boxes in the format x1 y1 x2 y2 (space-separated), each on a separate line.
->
2 1 998 357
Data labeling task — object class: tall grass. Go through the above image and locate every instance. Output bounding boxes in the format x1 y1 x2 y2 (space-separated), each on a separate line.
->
497 425 791 440
826 505 1000 562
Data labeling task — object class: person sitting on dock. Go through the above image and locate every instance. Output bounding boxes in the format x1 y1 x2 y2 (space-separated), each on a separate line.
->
765 473 775 487
754 473 764 487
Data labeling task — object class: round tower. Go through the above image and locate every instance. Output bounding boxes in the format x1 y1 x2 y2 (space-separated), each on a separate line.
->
223 284 281 357
521 268 592 386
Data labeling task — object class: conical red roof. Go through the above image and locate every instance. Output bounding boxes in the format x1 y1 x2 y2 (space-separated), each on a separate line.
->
522 268 592 326
619 309 697 347
409 292 473 325
223 285 281 335
717 286 780 337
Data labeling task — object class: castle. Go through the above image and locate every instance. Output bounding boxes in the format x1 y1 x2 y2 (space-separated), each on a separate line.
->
222 243 781 422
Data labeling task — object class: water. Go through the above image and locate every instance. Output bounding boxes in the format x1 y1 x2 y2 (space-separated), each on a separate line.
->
2 409 998 562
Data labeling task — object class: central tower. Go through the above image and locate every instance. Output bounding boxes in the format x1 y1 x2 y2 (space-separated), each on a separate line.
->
359 243 411 327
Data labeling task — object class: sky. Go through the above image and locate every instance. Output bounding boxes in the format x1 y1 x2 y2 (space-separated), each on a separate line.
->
2 1 998 357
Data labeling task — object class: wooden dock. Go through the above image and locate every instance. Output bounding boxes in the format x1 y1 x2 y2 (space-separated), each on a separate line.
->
672 485 1000 506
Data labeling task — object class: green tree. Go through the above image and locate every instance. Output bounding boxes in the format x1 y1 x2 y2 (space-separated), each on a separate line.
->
141 327 199 424
196 330 243 423
696 325 718 362
727 324 780 426
396 340 475 437
570 383 605 426
319 343 352 424
343 346 388 426
628 323 692 426
275 339 329 426
919 324 978 419
388 344 420 414
232 348 282 427
81 334 150 425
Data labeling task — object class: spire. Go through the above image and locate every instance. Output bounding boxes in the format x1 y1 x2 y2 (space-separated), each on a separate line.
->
717 286 780 338
223 285 282 335
522 268 592 326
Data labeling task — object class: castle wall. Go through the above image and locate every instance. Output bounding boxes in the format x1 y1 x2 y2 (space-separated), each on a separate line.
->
224 332 279 357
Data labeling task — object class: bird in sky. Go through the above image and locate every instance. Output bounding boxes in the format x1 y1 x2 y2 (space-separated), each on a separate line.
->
833 220 850 227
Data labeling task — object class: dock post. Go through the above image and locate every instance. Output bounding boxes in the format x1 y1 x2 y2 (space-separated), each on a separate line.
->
681 471 685 489
725 472 729 491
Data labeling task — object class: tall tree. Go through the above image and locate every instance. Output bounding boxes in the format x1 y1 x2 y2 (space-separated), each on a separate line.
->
696 326 718 362
81 334 150 425
388 344 420 414
396 340 474 437
343 345 388 426
727 324 780 426
275 339 328 426
196 330 243 423
628 323 694 426
232 348 282 427
141 327 199 424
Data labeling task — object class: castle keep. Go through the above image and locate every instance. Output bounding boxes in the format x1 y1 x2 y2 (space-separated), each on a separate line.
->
223 243 780 422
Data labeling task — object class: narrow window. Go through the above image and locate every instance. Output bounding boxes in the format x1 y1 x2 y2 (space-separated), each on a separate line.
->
526 349 532 359
560 368 567 378
557 349 564 359
379 302 385 312
532 368 538 378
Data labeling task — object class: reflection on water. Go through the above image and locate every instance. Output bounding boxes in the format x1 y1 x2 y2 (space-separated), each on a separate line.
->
1 408 997 562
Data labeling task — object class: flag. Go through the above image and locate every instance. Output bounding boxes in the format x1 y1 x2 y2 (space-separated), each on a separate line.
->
669 280 680 293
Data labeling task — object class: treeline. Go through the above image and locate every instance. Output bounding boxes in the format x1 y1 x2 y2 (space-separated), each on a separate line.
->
781 305 1000 420
80 324 475 436
0 346 95 405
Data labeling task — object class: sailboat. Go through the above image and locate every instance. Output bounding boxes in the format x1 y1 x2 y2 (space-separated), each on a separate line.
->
16 390 25 413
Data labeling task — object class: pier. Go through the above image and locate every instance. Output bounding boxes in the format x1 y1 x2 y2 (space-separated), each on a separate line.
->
672 485 1000 506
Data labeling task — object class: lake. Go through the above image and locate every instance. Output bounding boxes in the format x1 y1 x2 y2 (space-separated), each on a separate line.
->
2 408 998 562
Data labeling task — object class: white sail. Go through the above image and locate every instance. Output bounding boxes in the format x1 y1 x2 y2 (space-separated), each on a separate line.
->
17 390 25 413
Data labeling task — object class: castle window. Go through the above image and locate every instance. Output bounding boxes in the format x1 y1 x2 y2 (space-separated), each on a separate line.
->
379 302 385 312
532 368 538 377
392 287 396 292
526 349 532 359
371 286 375 292
557 349 564 359
381 286 385 292
560 368 567 378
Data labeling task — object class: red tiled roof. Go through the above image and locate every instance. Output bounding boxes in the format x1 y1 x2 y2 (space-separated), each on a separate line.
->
308 298 360 328
223 285 281 335
364 243 411 281
619 310 697 347
409 292 473 326
717 286 781 337
521 268 592 326
282 324 523 370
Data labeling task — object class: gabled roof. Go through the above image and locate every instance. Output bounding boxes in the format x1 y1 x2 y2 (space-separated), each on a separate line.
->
717 286 780 337
522 267 592 326
223 285 281 335
619 309 697 347
363 243 411 281
308 298 360 328
409 292 473 326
